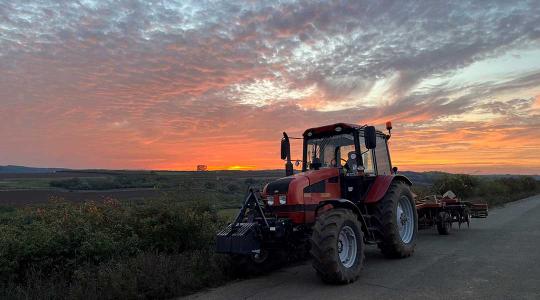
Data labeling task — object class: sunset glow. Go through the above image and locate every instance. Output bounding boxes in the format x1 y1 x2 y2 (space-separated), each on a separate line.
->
1 1 539 174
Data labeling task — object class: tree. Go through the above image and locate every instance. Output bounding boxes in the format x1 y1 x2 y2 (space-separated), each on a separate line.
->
432 174 478 198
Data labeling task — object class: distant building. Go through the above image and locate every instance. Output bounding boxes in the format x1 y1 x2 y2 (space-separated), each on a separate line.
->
197 165 208 171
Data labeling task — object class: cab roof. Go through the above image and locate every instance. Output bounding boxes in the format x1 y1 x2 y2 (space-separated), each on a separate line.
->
302 123 362 137
302 122 386 138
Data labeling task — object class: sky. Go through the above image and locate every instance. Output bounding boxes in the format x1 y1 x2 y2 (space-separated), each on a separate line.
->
1 0 539 174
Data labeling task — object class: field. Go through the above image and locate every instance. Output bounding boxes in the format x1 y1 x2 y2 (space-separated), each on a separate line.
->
0 169 283 207
0 169 539 299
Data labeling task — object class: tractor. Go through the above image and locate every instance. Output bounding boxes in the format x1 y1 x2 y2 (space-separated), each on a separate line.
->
216 122 417 283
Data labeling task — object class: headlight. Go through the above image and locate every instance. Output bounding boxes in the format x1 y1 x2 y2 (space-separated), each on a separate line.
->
266 196 274 206
279 195 286 205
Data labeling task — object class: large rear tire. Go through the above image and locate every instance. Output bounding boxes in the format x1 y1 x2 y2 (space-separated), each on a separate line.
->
310 208 365 284
373 181 417 258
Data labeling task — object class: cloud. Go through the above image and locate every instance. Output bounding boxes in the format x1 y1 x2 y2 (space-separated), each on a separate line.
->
231 79 317 106
0 0 539 173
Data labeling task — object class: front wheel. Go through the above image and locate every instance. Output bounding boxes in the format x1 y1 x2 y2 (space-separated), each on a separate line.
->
373 181 418 258
310 208 365 284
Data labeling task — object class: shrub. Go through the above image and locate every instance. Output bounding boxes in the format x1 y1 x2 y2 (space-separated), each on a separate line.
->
432 174 540 206
0 197 233 299
432 174 479 198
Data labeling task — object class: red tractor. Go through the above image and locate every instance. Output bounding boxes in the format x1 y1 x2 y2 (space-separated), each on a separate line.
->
216 122 417 283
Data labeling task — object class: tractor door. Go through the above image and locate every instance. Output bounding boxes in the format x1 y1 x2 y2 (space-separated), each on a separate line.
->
340 131 376 202
373 134 392 175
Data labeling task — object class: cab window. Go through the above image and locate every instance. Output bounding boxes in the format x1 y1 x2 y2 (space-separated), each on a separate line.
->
360 143 375 175
375 135 391 175
306 134 355 169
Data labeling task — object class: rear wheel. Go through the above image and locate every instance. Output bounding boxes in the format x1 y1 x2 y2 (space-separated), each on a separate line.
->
310 208 365 284
373 181 418 258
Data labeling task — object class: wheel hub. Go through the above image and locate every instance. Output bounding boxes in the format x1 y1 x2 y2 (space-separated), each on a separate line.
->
251 250 268 264
338 226 357 268
400 212 408 225
396 196 414 244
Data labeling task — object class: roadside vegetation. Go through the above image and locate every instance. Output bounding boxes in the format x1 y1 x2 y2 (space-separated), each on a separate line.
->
0 172 538 299
413 174 540 206
0 195 235 299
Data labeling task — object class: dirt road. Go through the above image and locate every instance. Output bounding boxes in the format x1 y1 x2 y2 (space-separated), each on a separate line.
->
186 195 540 299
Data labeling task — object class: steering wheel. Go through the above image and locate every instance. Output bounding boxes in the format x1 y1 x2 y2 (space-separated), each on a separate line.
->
345 151 359 173
341 158 351 171
330 158 349 168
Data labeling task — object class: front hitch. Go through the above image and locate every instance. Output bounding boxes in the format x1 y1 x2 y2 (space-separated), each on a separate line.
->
215 188 269 255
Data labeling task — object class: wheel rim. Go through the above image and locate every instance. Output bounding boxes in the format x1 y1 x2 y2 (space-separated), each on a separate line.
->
338 225 357 268
397 195 414 244
251 250 268 264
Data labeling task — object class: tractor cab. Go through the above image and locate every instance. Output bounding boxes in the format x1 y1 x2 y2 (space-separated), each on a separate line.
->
278 122 395 205
298 122 393 176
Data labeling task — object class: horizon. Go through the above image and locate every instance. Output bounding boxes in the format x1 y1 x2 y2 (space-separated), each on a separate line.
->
2 1 540 174
2 164 539 176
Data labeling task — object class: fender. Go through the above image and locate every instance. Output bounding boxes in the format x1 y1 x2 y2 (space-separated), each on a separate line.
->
315 199 369 237
364 175 412 204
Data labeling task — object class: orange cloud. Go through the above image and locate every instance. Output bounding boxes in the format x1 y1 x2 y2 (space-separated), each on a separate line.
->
533 95 540 109
389 122 540 174
2 1 540 176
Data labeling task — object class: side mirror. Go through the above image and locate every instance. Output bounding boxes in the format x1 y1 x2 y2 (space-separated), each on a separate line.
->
364 126 377 149
392 166 398 174
281 132 293 176
281 132 290 160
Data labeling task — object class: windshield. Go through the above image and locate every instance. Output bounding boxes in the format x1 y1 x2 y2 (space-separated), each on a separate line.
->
306 134 356 169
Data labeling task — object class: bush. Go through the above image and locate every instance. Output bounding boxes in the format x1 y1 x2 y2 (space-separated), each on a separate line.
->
431 174 540 206
473 176 540 206
432 174 479 198
0 197 233 299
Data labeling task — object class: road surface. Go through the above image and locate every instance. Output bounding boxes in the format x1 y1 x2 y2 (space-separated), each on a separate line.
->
186 195 540 300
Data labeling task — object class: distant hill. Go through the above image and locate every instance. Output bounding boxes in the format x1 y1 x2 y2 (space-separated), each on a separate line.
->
399 171 447 186
0 165 67 174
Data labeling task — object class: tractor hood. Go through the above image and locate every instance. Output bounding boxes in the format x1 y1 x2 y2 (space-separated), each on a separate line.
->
263 168 339 196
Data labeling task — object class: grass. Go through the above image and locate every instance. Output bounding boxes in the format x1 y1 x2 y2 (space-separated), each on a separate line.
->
0 177 109 190
0 178 60 190
217 208 240 221
46 171 282 192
